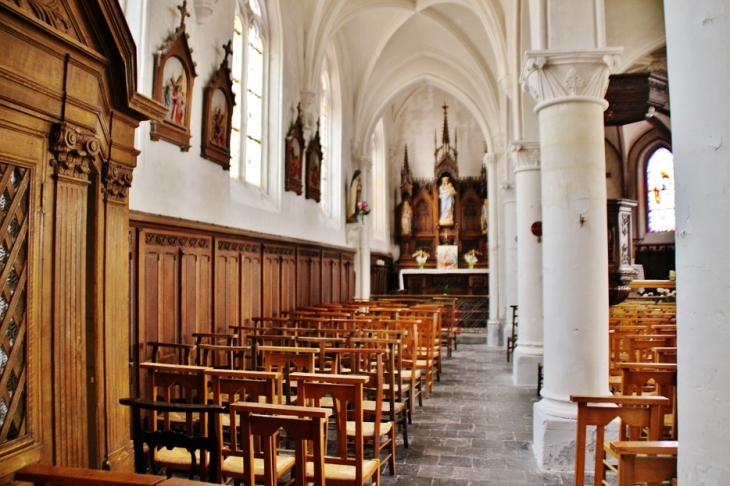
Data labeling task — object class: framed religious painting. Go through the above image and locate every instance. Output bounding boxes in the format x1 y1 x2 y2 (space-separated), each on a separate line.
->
201 41 235 169
150 1 197 151
305 119 322 202
284 103 305 195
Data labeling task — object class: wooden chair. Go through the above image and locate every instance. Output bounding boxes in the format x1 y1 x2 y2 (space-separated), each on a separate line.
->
332 347 396 475
196 343 251 370
292 372 381 486
192 332 238 347
259 345 318 404
119 397 225 483
570 394 670 486
390 319 422 416
507 305 518 362
226 402 332 486
147 342 196 365
619 363 678 439
351 335 410 451
605 440 677 486
138 362 212 478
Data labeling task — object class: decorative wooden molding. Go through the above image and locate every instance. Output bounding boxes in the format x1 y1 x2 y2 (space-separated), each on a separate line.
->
102 161 133 203
150 0 197 151
284 103 305 195
49 122 100 181
217 239 260 253
305 119 322 202
201 40 234 169
263 245 296 256
8 0 76 38
144 232 210 248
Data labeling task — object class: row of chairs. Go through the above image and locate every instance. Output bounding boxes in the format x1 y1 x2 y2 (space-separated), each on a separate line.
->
572 299 678 486
127 298 459 484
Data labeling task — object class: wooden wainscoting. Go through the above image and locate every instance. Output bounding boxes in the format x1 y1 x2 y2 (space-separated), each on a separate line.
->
129 213 356 383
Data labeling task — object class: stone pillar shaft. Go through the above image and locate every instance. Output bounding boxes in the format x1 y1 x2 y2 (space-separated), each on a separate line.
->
510 142 543 385
521 48 621 470
485 154 501 346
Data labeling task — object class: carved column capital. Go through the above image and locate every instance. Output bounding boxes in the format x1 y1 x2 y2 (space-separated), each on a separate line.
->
102 161 134 203
510 141 541 173
520 49 622 111
50 122 100 181
359 155 373 172
483 153 498 169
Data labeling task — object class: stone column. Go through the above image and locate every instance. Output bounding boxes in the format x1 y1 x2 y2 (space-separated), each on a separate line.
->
510 142 543 385
522 49 621 470
665 1 730 481
502 181 517 346
485 154 501 346
358 156 372 300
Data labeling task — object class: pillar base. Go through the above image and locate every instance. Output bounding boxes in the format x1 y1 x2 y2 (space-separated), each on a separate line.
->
512 347 543 386
487 319 502 347
532 398 578 471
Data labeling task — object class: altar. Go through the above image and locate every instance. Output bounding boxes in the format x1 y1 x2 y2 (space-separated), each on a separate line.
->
399 268 489 296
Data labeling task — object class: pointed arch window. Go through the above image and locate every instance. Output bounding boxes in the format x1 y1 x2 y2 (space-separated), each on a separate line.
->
645 147 675 233
319 63 330 212
230 0 265 187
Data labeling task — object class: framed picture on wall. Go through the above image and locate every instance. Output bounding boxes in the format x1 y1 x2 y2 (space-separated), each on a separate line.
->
150 1 197 151
305 119 322 202
284 103 305 195
201 41 235 169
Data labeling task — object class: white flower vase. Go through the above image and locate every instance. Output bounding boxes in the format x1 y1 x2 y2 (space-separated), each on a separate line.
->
416 256 427 269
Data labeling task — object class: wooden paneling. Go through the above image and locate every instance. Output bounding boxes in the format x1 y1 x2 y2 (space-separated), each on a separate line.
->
297 248 321 308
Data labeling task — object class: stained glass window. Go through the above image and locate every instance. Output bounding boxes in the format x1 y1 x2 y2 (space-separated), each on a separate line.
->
646 147 675 233
230 1 264 187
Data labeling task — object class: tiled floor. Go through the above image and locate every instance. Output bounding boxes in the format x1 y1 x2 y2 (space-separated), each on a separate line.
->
381 343 576 486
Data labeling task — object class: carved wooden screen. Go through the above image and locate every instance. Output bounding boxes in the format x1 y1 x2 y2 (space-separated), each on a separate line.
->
0 163 29 444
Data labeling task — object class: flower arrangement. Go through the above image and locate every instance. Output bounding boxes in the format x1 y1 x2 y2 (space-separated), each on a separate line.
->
356 201 371 223
463 249 481 268
412 249 430 268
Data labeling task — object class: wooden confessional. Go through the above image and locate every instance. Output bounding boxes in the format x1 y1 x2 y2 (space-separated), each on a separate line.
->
0 0 164 476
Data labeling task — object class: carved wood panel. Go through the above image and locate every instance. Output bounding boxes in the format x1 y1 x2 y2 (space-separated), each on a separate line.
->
297 248 321 308
214 239 262 331
262 244 295 317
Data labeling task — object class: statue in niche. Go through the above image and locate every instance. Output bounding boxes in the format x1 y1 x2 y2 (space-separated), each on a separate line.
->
438 176 457 226
401 200 412 236
347 170 362 222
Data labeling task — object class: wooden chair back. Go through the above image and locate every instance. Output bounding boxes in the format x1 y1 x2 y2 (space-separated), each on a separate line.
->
146 341 195 365
13 464 162 486
292 372 381 486
119 397 225 483
620 363 678 439
259 345 317 404
226 402 332 486
196 343 251 370
570 394 670 486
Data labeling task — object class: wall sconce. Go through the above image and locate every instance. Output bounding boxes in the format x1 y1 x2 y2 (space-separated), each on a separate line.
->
530 221 542 243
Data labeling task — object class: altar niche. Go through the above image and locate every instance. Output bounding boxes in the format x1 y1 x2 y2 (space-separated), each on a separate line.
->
395 104 488 271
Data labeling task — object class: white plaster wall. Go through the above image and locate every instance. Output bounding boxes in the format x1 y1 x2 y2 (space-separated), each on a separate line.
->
129 0 350 247
392 85 486 180
665 1 730 483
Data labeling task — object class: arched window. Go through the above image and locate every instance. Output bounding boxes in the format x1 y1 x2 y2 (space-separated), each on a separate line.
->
319 61 330 212
230 0 265 187
645 147 675 233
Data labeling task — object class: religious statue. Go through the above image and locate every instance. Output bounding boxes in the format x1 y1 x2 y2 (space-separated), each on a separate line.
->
438 176 457 226
347 170 362 222
401 200 412 236
481 198 488 234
